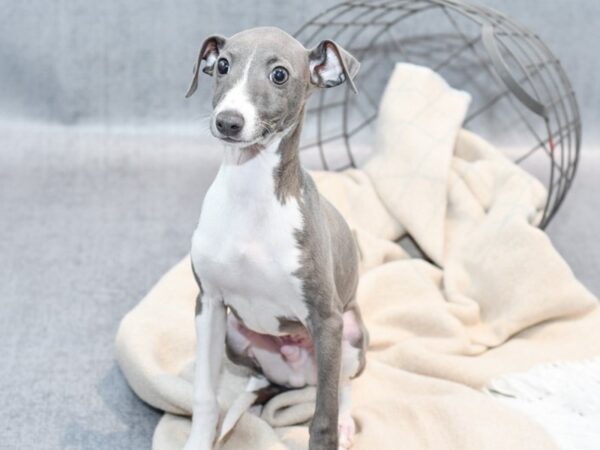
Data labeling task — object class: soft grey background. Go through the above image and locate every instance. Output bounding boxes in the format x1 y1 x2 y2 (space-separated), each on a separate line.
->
1 1 598 449
1 0 599 145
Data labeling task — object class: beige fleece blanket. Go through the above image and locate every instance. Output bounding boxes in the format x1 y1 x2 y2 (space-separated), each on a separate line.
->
116 64 600 450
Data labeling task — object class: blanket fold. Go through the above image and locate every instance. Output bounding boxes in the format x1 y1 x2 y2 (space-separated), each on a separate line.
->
116 63 600 450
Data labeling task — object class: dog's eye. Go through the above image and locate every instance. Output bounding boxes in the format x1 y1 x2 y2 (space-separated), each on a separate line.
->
270 67 289 85
217 58 229 75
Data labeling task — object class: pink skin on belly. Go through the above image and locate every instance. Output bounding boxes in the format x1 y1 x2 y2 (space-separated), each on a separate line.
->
233 318 313 364
231 311 361 365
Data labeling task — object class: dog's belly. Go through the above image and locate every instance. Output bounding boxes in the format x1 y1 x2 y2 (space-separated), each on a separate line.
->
226 314 317 387
226 311 363 388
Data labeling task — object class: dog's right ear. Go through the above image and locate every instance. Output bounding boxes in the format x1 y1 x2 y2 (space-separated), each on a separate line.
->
185 35 226 98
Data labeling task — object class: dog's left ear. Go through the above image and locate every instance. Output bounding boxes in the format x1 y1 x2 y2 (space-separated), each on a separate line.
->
308 40 360 94
185 35 226 98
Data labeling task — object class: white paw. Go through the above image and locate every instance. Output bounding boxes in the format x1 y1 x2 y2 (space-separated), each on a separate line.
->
183 427 215 450
182 439 208 450
337 414 356 450
183 436 211 450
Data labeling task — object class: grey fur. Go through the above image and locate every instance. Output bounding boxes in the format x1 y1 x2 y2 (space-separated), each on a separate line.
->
188 27 365 450
277 316 306 336
194 293 203 317
289 155 367 446
191 260 204 316
252 115 369 445
273 118 304 204
225 337 261 373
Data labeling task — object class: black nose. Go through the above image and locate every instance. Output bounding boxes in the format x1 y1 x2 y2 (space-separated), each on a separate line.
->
215 110 245 138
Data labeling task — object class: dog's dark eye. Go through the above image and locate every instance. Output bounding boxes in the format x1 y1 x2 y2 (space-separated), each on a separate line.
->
270 67 289 85
217 58 229 75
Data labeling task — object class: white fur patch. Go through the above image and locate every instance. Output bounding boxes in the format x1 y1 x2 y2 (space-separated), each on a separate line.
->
205 52 217 68
213 50 258 142
192 137 308 335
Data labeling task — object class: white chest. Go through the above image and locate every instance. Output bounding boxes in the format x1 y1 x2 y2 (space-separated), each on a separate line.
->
191 146 308 334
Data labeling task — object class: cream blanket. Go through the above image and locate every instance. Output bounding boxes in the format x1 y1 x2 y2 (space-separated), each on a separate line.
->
116 64 600 449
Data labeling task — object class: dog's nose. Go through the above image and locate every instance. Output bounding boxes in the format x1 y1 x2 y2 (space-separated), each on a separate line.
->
215 110 245 138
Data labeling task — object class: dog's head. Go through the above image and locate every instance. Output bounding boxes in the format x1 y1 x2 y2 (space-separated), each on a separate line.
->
186 27 360 146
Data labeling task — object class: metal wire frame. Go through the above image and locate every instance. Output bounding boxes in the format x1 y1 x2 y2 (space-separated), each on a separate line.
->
294 0 582 228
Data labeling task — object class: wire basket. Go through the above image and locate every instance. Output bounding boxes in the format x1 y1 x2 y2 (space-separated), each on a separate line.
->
294 0 581 228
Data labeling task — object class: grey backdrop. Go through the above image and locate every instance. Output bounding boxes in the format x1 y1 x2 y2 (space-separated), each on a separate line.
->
1 1 599 449
1 0 599 146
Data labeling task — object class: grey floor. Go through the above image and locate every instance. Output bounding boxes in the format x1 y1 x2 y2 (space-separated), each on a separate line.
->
1 126 598 450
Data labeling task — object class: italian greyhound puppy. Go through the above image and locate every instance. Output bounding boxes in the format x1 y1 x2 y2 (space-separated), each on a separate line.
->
184 27 368 450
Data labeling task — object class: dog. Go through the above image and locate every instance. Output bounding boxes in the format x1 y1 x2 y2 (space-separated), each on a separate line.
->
184 27 368 450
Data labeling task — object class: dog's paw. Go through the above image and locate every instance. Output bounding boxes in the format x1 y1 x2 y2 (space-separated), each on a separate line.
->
182 438 209 450
337 414 355 450
183 440 212 450
183 426 215 450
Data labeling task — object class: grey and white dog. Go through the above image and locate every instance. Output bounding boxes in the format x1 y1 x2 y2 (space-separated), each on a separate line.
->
184 27 368 450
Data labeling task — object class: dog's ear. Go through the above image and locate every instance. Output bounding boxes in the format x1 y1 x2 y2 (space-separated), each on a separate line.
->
185 35 226 98
308 40 360 94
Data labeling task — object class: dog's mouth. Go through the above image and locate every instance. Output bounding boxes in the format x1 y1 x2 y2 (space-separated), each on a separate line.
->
214 129 274 147
216 135 264 147
219 136 247 144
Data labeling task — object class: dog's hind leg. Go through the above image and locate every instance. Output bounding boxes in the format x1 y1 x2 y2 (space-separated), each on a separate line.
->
337 307 368 449
337 381 355 450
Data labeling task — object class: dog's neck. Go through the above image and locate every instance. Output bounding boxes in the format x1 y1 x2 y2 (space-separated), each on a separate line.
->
219 115 305 205
273 119 303 204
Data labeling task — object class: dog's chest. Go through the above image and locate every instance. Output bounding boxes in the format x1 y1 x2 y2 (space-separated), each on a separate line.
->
191 151 308 334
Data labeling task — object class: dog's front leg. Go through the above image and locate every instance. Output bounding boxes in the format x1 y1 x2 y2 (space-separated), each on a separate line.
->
309 308 343 450
184 292 226 450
